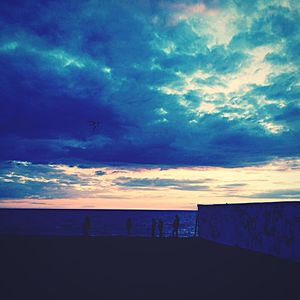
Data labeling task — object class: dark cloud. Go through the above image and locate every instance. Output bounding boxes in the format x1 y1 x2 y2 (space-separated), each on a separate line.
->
114 177 210 191
0 0 299 169
0 161 81 199
252 72 300 102
95 170 106 176
218 183 248 189
246 190 300 200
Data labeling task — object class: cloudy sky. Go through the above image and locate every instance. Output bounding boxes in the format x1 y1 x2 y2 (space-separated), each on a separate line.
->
0 0 299 209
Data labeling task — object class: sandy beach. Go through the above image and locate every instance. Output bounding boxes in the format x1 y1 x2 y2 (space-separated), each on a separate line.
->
0 235 299 300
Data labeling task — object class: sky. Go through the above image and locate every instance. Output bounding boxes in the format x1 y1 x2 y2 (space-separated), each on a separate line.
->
0 0 299 209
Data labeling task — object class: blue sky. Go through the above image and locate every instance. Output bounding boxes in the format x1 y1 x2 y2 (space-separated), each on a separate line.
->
0 0 299 208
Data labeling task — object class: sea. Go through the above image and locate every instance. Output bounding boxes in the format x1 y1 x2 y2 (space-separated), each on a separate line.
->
0 209 197 237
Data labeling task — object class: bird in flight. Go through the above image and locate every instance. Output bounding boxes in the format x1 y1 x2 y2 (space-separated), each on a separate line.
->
89 120 100 130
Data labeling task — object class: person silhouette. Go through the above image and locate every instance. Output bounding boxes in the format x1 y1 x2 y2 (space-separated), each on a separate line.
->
83 216 91 237
126 218 132 236
151 218 157 238
172 215 180 238
158 219 163 238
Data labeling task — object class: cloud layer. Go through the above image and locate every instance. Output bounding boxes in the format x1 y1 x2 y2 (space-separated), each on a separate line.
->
0 160 299 209
0 0 299 168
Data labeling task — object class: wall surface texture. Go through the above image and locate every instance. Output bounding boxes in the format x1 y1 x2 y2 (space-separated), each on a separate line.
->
197 202 300 261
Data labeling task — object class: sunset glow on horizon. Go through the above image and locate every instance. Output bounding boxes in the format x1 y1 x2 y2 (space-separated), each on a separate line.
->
1 159 299 209
0 0 300 209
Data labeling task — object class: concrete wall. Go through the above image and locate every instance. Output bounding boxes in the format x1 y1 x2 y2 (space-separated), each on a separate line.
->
197 202 300 261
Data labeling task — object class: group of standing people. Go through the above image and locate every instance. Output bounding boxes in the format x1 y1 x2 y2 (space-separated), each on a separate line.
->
83 215 180 237
150 215 180 238
126 215 180 237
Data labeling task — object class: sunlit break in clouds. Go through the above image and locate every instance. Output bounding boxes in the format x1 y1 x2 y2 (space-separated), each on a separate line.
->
0 0 299 209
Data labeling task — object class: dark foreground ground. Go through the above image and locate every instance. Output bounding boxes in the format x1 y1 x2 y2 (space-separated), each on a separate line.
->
0 236 299 300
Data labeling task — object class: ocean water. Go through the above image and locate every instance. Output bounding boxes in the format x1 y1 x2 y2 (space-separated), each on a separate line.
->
0 209 197 237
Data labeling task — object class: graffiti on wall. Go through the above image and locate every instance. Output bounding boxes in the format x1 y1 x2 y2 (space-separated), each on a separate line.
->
197 202 300 261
